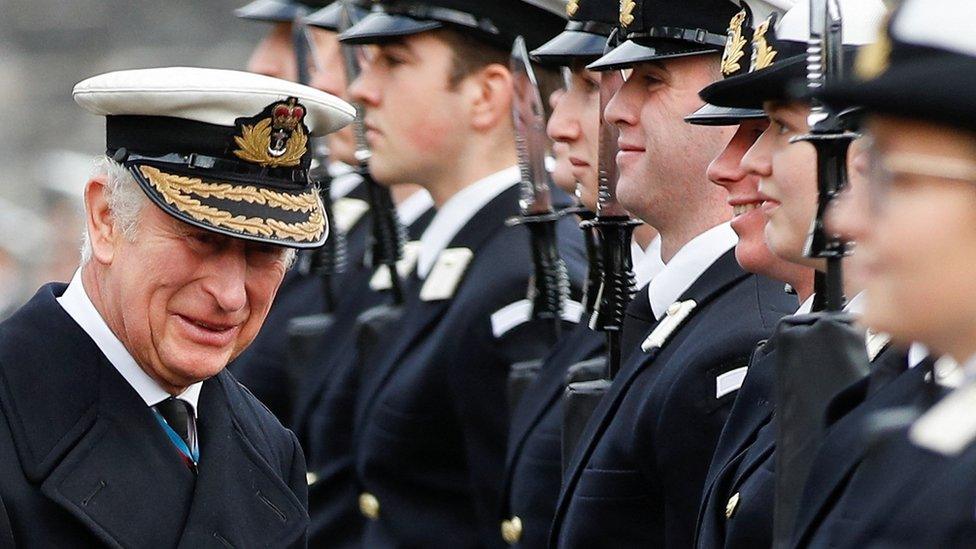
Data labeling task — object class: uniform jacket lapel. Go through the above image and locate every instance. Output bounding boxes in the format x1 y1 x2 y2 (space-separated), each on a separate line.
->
178 372 306 547
551 251 748 542
354 185 522 429
696 341 777 532
1 285 194 548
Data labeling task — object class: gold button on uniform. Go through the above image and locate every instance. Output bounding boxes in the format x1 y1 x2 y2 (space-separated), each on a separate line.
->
501 516 523 544
359 492 380 520
725 492 740 519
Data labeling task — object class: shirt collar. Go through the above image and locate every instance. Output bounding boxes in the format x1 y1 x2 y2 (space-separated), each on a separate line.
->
57 269 202 417
396 188 434 228
416 166 520 279
647 222 738 320
795 293 816 315
633 235 664 289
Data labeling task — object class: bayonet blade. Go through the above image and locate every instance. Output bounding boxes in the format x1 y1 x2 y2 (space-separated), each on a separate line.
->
511 36 554 216
596 66 627 218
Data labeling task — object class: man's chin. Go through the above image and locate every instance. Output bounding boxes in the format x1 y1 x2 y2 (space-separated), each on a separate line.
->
160 348 234 385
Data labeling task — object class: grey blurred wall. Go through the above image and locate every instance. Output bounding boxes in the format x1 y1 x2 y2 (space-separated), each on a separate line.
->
0 0 267 310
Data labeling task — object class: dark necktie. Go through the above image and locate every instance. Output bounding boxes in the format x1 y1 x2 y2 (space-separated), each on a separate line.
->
153 397 198 468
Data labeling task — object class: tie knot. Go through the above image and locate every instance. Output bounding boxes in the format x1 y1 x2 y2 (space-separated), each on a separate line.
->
153 397 191 442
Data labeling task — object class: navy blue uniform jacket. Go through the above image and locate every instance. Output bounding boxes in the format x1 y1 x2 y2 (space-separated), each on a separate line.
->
353 183 587 549
500 322 606 547
792 355 945 548
299 212 435 549
0 284 308 548
549 251 795 548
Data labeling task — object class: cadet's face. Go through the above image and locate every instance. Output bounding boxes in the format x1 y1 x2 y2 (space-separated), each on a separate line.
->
708 120 776 272
307 27 358 166
743 102 823 270
605 57 733 226
247 22 298 81
848 117 976 357
548 88 576 195
348 34 468 187
102 203 288 392
547 66 601 210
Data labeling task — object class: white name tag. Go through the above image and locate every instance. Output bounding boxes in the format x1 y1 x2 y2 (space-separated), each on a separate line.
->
489 298 586 338
419 248 474 302
865 330 891 362
910 383 976 456
716 366 749 399
332 197 369 233
370 241 422 291
641 300 698 353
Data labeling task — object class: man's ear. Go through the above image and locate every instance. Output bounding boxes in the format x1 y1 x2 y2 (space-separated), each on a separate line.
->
467 63 514 132
84 177 118 265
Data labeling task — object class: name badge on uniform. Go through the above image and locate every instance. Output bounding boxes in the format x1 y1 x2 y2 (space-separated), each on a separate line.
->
865 330 891 362
332 197 369 233
420 248 474 302
909 382 976 456
371 241 422 291
641 300 697 353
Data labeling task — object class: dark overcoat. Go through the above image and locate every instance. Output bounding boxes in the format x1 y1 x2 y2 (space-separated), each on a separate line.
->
0 284 309 548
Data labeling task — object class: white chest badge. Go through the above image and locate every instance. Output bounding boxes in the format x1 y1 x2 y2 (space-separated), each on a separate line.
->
865 330 891 362
420 248 474 302
371 241 422 291
331 197 370 233
910 382 976 456
641 300 698 353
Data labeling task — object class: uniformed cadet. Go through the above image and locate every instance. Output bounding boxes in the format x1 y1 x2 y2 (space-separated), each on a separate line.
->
687 3 821 547
293 4 439 546
497 2 664 546
547 0 797 546
694 2 907 546
0 67 355 547
782 1 976 546
333 2 588 546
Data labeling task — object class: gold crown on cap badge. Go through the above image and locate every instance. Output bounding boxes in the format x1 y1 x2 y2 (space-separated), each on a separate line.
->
567 0 579 17
721 10 748 76
233 97 308 168
620 0 636 27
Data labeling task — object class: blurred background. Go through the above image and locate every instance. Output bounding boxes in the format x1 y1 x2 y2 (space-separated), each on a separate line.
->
0 0 260 317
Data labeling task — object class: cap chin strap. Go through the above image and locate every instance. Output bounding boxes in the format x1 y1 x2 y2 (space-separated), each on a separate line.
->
383 1 501 35
565 20 615 37
625 26 727 48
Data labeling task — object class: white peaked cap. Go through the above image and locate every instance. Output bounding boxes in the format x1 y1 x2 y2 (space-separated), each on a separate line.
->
776 0 887 45
739 0 799 30
72 67 356 136
893 0 976 58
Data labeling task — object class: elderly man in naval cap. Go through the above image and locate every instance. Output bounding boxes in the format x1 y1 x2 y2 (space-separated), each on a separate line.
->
0 66 353 547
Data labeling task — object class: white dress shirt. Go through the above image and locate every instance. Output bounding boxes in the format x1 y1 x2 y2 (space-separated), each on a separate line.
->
633 235 665 289
57 270 202 417
416 166 520 279
647 222 738 320
396 188 435 227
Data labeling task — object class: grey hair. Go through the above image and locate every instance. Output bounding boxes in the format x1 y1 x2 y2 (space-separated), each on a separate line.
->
80 156 298 269
80 156 147 263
